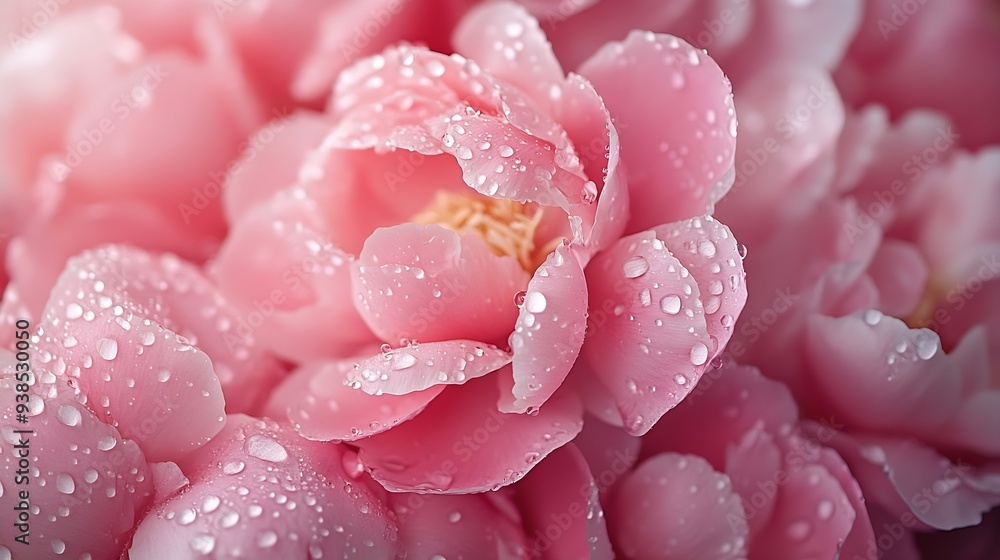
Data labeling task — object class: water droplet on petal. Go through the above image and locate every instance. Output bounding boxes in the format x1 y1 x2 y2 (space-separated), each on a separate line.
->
246 435 289 463
96 338 118 360
57 405 81 427
690 343 709 366
524 292 546 313
660 295 681 315
622 256 649 279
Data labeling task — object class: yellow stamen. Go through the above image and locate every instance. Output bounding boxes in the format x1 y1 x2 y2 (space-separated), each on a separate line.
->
412 191 551 271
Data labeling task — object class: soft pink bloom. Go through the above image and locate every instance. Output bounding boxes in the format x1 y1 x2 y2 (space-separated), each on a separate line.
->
605 364 873 559
227 1 746 492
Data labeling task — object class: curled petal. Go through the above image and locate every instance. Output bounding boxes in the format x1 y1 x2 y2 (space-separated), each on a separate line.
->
579 31 737 231
351 224 529 346
265 359 444 442
130 415 399 559
0 375 154 559
453 1 565 114
580 230 712 435
502 244 587 413
348 340 511 396
653 216 747 360
34 246 228 462
356 376 583 494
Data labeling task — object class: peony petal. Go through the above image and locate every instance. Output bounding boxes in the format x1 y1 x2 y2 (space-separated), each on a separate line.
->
212 196 377 362
866 240 929 317
736 432 859 560
390 492 529 559
723 426 782 540
61 50 259 239
803 311 961 440
502 244 587 413
265 359 443 442
351 223 529 346
572 414 641 503
817 430 1000 531
0 7 139 187
222 110 332 224
653 216 747 360
347 340 511 395
715 65 845 245
452 2 565 114
329 44 591 209
6 201 218 320
0 374 154 559
580 230 712 435
129 415 399 559
514 444 614 560
34 246 226 462
642 364 798 471
356 375 583 493
610 452 748 560
579 31 737 231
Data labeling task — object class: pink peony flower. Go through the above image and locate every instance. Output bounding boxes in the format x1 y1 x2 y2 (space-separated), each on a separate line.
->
222 1 746 492
2 0 999 557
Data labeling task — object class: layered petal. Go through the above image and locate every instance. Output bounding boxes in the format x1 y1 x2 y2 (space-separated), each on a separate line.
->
389 492 529 559
502 244 587 413
0 375 154 559
610 453 748 560
579 31 737 231
580 230 712 435
348 340 510 395
34 246 227 462
355 376 583 493
514 444 614 559
264 358 444 442
642 364 798 470
129 415 399 559
653 216 747 359
351 224 529 346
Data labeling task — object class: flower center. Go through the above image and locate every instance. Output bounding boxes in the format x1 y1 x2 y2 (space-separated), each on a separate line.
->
903 277 946 330
412 191 554 271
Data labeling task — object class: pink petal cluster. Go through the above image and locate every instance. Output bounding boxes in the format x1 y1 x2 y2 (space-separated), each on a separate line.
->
1 0 999 558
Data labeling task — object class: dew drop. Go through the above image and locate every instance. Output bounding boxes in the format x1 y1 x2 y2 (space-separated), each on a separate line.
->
96 338 118 360
524 292 547 313
246 434 289 463
622 256 649 279
57 405 81 427
189 534 216 554
690 343 709 366
660 295 682 315
56 473 75 495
